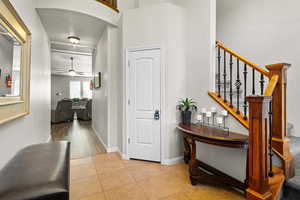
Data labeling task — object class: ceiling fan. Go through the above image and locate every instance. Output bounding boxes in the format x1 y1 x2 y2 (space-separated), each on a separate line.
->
55 57 87 76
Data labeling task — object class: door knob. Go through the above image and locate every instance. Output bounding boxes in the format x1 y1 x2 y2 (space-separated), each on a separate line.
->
154 110 160 120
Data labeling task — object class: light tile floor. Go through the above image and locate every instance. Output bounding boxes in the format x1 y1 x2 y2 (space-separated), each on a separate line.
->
70 153 245 200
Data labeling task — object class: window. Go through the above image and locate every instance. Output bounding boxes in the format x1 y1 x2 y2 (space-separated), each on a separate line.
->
69 81 81 99
69 80 92 99
82 81 92 99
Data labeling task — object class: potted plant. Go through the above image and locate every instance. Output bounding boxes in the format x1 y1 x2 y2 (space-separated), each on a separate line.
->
177 98 197 125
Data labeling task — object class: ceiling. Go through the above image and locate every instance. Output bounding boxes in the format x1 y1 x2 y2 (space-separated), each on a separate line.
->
37 8 108 76
37 8 107 52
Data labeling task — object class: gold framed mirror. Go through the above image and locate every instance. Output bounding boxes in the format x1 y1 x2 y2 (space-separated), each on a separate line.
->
0 0 31 124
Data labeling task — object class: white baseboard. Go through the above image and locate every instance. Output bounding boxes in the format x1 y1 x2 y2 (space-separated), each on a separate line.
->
46 135 52 143
92 126 119 153
118 151 130 160
107 146 119 153
161 156 184 166
91 125 108 149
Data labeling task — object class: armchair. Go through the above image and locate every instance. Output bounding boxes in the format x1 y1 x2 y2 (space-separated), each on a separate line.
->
76 99 92 121
51 99 74 124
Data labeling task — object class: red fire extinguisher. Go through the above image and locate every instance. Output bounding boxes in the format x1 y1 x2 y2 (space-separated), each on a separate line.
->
6 75 12 88
90 80 94 90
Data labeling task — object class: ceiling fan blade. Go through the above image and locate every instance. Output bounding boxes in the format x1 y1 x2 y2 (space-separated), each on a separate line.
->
52 68 68 72
76 71 88 75
53 71 68 73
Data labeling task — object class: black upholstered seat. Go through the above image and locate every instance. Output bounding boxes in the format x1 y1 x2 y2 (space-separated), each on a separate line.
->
0 142 70 200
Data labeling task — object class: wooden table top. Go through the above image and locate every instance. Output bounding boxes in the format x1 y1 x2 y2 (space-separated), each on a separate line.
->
177 124 248 149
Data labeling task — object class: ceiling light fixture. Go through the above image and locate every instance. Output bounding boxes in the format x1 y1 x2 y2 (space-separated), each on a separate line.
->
68 69 76 77
68 36 80 44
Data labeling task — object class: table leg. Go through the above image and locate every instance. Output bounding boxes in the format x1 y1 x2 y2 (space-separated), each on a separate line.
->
187 136 198 185
183 136 191 164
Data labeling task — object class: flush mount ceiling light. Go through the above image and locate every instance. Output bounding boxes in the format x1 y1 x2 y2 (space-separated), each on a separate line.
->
68 36 80 44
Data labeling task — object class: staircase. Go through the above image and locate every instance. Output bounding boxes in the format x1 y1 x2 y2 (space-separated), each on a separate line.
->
209 41 296 200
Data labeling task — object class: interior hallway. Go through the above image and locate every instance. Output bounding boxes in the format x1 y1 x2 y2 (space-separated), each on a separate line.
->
51 120 106 159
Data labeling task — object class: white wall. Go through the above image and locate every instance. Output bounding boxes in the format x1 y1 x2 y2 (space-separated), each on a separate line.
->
173 0 247 181
118 0 137 11
93 25 121 152
118 0 174 9
117 16 124 154
108 25 121 150
137 0 174 7
0 0 51 169
122 3 186 161
36 0 120 26
51 75 92 109
93 28 109 147
217 0 300 137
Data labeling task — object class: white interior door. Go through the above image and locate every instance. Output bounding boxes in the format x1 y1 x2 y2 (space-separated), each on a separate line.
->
128 49 161 162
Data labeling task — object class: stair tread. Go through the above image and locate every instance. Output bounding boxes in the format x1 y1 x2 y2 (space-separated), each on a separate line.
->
269 166 284 185
286 176 300 190
284 177 300 200
289 136 300 156
288 136 300 177
269 166 285 200
283 136 300 199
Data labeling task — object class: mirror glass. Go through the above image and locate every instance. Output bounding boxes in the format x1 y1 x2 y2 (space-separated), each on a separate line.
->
0 23 22 97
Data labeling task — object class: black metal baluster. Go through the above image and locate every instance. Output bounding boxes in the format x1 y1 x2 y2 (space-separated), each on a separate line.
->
260 74 265 95
252 68 255 95
268 100 274 177
217 47 221 97
235 59 241 114
223 50 227 103
243 63 248 120
229 55 233 108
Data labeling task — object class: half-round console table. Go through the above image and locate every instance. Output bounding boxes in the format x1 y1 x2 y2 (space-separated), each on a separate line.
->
177 123 249 192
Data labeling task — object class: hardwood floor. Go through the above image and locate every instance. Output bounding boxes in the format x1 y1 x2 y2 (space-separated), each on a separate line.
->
51 120 106 159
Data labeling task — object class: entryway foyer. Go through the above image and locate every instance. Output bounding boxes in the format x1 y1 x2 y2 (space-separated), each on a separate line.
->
0 0 300 200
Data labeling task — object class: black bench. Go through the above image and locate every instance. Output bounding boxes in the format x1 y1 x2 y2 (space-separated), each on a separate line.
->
0 141 70 200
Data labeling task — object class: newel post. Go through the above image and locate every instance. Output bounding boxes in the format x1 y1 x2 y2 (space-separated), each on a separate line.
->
246 96 272 200
265 63 294 178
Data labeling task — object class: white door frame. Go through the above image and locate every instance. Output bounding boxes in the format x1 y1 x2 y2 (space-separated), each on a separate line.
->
123 45 166 163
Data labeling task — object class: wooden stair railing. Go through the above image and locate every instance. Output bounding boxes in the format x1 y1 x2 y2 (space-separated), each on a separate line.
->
246 96 272 200
266 63 295 179
208 41 295 200
95 0 119 12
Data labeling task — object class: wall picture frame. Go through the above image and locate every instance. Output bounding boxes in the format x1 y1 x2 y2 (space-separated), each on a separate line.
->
94 72 101 89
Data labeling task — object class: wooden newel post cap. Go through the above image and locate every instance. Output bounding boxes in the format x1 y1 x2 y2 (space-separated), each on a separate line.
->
266 63 290 83
265 63 291 71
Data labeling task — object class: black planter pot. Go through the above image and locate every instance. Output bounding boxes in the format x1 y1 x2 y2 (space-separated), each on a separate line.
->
181 110 192 125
